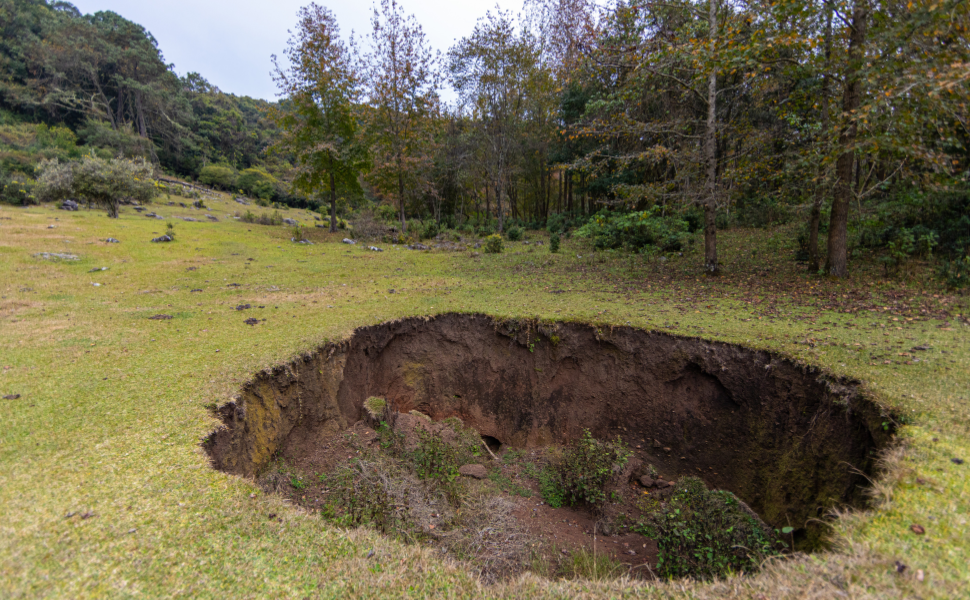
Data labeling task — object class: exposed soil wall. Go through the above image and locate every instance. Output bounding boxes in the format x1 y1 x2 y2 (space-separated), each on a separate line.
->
205 313 893 547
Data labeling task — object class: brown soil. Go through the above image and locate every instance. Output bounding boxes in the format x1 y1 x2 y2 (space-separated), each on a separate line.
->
205 313 894 554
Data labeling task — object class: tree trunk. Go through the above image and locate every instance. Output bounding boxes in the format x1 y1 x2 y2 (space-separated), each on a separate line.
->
567 172 573 213
496 180 504 233
826 0 868 277
116 88 125 128
135 90 148 138
703 0 719 275
397 155 406 234
329 167 337 234
808 0 834 273
108 198 119 218
485 184 490 221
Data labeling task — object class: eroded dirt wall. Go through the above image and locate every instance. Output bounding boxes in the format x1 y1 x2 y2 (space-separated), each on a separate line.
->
205 313 892 545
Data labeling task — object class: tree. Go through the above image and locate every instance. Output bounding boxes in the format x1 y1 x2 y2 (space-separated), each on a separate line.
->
362 0 440 234
449 10 540 232
271 3 362 232
36 155 158 217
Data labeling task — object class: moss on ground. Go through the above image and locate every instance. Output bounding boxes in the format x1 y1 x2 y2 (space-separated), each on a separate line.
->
0 195 967 598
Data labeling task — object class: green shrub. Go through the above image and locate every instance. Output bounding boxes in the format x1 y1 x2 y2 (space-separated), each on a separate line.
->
198 165 238 190
545 429 630 511
549 232 561 253
35 156 158 218
941 254 970 288
375 203 398 222
484 234 503 254
0 172 36 205
576 208 689 253
649 477 783 580
241 210 284 226
421 220 439 240
538 465 565 508
238 167 277 200
505 226 523 241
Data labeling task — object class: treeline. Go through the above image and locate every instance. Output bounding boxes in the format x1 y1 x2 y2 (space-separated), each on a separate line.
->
274 0 969 278
1 0 968 279
0 0 289 199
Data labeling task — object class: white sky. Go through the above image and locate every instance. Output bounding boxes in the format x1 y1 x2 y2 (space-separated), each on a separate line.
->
69 0 527 102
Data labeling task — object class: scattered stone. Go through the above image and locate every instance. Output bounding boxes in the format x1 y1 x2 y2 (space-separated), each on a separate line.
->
191 289 202 292
60 199 78 211
205 215 219 221
148 314 173 320
151 235 173 243
639 475 655 488
368 246 384 252
2 394 20 400
667 480 677 487
473 242 481 249
89 267 108 273
34 252 79 261
91 282 101 287
283 218 298 226
244 318 260 326
910 524 925 535
388 289 395 294
895 561 907 574
104 238 120 243
47 224 56 229
535 241 543 245
458 464 488 479
953 458 965 465
235 304 252 311
406 243 429 250
133 206 146 212
234 197 250 205
181 217 198 222
227 283 241 287
342 238 356 245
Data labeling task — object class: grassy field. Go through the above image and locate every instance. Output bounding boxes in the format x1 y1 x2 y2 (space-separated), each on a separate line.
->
0 193 967 599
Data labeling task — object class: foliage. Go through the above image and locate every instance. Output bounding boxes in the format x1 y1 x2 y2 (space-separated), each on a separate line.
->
420 219 439 240
198 165 238 190
537 465 564 508
575 209 690 253
240 210 284 226
545 429 630 511
411 428 460 485
505 226 523 241
237 168 277 201
559 547 625 582
549 232 560 253
484 234 503 254
270 3 363 233
0 172 36 205
35 155 157 217
647 477 783 580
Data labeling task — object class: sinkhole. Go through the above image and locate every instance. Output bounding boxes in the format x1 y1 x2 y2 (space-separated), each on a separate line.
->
204 313 894 572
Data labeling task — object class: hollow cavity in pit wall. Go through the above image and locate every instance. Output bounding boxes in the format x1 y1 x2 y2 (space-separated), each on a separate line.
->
205 313 893 551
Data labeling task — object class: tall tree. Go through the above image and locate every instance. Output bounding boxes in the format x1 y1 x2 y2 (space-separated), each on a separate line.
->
271 3 361 232
363 0 440 234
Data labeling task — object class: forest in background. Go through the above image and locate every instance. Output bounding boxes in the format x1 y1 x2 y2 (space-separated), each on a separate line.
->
1 0 968 281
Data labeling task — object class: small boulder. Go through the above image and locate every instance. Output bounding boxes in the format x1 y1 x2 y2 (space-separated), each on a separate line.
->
639 475 655 488
458 464 488 480
104 238 121 243
60 199 78 211
342 238 356 245
283 218 298 226
368 246 383 252
151 235 173 243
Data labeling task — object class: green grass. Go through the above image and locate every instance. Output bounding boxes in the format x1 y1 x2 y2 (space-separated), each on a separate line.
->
0 195 968 598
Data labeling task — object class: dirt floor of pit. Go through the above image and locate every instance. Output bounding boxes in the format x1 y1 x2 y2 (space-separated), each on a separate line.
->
206 313 895 554
259 416 665 580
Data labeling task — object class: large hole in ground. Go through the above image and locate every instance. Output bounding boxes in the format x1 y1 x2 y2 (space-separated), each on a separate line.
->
205 313 894 581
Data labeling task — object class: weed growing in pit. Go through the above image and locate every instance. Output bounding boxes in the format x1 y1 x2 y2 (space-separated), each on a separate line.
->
487 471 532 498
542 429 631 511
641 476 784 580
318 460 403 535
559 547 626 582
413 428 460 485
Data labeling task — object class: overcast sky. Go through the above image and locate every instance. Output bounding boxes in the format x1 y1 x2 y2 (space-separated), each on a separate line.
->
69 0 527 102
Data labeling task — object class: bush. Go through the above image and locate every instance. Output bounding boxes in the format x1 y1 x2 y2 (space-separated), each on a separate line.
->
375 203 398 223
198 165 237 190
0 172 36 205
576 208 689 253
941 254 970 288
543 429 630 511
420 220 439 240
505 226 523 241
35 156 158 218
649 477 783 580
237 167 278 200
241 210 284 226
549 233 561 253
484 234 503 254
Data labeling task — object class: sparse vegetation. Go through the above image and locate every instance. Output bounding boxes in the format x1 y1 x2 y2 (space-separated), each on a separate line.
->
484 234 503 254
542 430 631 512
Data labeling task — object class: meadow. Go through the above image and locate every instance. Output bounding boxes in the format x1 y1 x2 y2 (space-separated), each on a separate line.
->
0 193 967 598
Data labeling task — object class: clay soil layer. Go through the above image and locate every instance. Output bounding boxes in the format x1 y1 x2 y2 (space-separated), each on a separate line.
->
205 313 893 547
